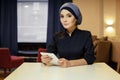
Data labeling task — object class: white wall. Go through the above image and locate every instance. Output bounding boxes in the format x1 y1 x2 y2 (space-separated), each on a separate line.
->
73 0 120 41
73 0 103 37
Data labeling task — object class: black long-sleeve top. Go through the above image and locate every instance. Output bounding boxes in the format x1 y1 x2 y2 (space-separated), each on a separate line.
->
47 28 96 64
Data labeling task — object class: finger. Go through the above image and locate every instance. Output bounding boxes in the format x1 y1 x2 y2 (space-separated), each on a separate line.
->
41 55 52 64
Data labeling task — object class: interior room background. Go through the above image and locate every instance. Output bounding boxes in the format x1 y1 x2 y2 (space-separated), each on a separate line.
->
0 0 120 55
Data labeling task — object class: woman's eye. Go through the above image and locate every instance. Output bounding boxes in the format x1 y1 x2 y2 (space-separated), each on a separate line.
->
67 14 72 17
60 15 64 18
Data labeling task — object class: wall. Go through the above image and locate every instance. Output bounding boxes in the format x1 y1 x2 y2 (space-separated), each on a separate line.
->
73 0 120 41
116 0 120 36
73 0 103 37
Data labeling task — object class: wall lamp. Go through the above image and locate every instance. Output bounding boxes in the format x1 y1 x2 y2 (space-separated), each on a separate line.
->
104 19 116 37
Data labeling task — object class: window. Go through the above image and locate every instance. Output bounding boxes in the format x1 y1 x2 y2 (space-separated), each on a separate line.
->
17 0 48 43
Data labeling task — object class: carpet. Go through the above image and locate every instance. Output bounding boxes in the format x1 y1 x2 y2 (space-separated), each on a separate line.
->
0 68 15 80
0 72 5 80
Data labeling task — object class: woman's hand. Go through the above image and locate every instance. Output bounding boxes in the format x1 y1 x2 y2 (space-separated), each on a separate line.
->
41 55 52 65
58 58 71 67
58 58 88 67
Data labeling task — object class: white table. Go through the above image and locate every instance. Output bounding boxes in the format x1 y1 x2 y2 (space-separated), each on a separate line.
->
5 62 120 80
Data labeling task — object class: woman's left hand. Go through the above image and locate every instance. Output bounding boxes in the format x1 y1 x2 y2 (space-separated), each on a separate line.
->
58 58 71 67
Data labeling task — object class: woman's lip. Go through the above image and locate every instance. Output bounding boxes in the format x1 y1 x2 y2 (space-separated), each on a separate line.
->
64 24 68 26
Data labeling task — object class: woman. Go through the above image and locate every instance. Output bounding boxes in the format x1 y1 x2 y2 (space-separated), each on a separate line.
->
41 2 95 67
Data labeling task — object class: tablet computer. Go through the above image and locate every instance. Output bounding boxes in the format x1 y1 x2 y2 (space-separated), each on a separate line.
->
40 52 59 65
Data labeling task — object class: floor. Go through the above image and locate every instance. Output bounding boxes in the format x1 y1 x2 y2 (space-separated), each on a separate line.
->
0 71 6 80
0 75 4 80
0 68 16 80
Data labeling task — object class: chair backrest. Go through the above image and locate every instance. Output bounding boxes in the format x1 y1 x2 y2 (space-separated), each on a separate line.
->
37 48 46 62
0 48 11 67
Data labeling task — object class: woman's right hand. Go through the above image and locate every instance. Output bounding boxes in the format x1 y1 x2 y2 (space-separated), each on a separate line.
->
41 55 52 65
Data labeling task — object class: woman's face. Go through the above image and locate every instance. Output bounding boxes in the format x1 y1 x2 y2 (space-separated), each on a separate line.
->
60 9 77 30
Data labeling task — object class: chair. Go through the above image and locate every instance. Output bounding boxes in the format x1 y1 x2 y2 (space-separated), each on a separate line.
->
36 48 46 62
112 42 120 73
117 62 120 73
93 40 112 63
0 48 24 76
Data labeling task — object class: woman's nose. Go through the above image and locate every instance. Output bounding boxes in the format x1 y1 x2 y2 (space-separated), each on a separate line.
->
63 17 67 22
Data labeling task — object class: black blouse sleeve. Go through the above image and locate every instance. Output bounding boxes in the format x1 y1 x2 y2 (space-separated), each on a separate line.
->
84 32 96 64
46 36 57 55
